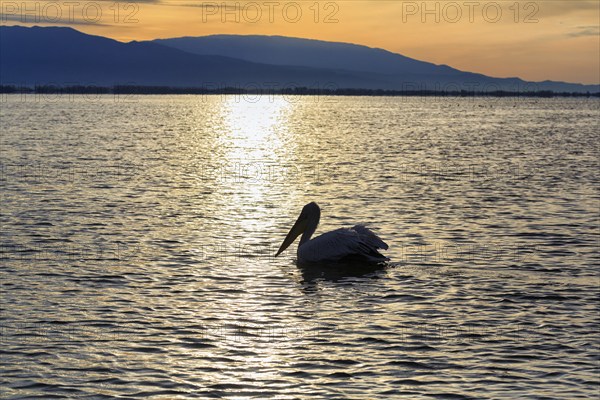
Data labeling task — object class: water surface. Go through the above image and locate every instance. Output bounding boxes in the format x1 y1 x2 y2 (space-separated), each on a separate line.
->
1 95 599 399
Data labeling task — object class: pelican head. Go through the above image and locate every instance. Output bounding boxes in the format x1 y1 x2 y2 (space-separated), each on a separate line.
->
275 202 321 257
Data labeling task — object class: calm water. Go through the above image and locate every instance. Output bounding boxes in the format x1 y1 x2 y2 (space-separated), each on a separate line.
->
1 95 599 399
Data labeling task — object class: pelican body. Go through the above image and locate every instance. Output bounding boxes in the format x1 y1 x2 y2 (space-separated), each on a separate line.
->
275 202 389 264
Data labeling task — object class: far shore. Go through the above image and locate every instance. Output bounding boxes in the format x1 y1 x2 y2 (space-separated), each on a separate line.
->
1 85 598 98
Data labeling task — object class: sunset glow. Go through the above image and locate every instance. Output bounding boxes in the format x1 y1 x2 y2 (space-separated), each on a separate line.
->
1 0 598 84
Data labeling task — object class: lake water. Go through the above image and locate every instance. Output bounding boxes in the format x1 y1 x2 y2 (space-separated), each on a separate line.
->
1 95 599 399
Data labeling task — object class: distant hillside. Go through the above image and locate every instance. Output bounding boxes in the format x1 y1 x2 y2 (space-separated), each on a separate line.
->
153 35 599 93
0 26 384 89
153 34 460 76
1 26 598 93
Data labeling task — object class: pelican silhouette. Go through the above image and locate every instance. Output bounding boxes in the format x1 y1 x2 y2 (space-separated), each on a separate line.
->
275 202 388 264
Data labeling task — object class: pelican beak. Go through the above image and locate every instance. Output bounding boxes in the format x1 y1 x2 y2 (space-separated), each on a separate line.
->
275 215 307 257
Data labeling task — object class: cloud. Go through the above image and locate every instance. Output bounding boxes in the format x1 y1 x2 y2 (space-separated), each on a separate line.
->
540 0 599 16
95 0 160 3
568 25 600 38
176 3 242 10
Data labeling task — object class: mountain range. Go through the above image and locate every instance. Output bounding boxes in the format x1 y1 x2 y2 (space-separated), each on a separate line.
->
1 25 598 93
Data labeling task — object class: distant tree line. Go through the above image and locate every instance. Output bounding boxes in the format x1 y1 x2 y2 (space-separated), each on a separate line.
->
1 85 598 98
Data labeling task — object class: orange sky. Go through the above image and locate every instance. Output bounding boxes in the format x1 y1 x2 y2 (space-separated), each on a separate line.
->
1 0 599 84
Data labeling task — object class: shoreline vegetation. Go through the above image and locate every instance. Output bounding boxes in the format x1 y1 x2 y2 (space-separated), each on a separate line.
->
1 85 598 98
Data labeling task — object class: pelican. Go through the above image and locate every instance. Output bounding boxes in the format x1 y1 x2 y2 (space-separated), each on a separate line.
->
275 202 389 264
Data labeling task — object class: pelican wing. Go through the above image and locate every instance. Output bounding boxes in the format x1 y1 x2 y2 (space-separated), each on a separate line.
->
298 226 389 263
351 224 389 250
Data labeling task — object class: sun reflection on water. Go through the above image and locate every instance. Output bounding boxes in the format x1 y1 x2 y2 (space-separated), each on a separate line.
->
220 95 292 162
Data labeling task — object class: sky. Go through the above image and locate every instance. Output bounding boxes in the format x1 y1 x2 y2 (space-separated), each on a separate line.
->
1 0 599 84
